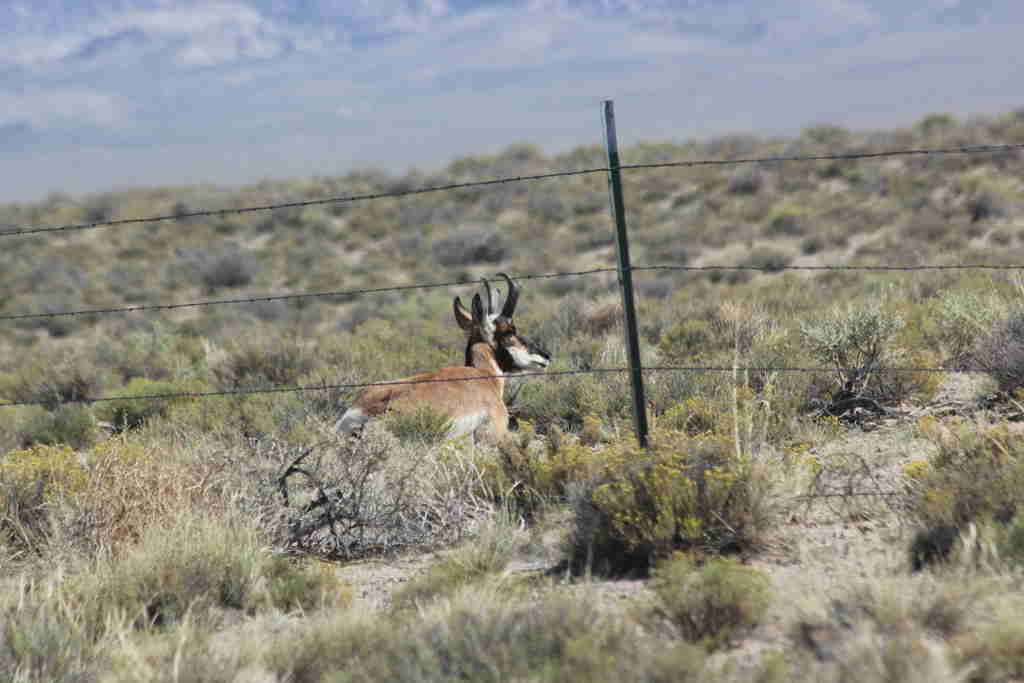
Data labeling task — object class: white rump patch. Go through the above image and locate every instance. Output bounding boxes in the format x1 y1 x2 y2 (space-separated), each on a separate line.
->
335 407 369 436
449 410 491 439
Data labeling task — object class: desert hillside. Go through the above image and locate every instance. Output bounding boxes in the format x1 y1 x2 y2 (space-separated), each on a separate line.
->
3 110 1024 681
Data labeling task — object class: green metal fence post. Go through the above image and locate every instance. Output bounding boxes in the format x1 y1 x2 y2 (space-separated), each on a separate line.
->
602 100 649 448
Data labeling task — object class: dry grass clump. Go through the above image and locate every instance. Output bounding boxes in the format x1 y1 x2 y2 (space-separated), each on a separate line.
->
212 333 319 389
0 438 227 564
908 418 1024 528
973 308 1024 394
1 510 350 681
781 569 1024 683
389 510 528 612
904 418 1024 570
928 288 1008 368
263 425 495 560
649 553 772 650
99 585 708 683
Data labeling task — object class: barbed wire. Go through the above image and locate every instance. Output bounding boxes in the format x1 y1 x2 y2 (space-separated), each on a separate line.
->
0 268 619 322
3 142 1021 239
0 363 992 409
634 263 1024 273
8 259 1024 323
642 365 973 374
620 142 1024 172
0 167 607 238
0 367 628 408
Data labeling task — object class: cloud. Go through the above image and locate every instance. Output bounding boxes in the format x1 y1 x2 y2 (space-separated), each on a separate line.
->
0 88 131 129
0 2 324 72
1 0 1023 204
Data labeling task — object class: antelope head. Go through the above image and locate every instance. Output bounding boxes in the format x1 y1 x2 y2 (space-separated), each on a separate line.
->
452 273 551 373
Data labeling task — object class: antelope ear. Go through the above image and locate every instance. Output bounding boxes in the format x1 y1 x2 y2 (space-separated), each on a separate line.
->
453 296 473 330
471 293 486 324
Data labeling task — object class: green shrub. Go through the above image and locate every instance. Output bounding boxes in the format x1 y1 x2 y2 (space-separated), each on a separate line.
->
764 204 808 236
973 309 1024 394
740 246 793 274
658 319 719 363
432 227 507 266
18 405 98 450
565 431 776 576
727 167 763 195
184 246 261 290
799 299 907 407
213 334 318 389
477 423 606 520
650 554 772 649
917 112 956 135
3 357 106 411
94 378 202 431
513 373 630 434
998 515 1024 566
11 293 90 338
931 290 1006 367
94 322 207 382
800 234 826 255
168 390 312 443
907 418 1024 529
656 397 726 436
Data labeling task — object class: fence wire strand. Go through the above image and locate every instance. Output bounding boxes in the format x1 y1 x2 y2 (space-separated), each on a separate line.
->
8 261 1024 323
634 263 1024 273
0 167 607 238
0 367 628 408
0 364 994 409
0 268 618 322
3 141 1022 239
620 142 1024 172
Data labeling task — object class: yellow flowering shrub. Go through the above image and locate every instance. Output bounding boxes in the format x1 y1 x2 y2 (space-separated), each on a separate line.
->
0 443 87 503
566 429 774 576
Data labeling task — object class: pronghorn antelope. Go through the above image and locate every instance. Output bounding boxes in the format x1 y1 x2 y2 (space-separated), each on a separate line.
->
336 273 551 441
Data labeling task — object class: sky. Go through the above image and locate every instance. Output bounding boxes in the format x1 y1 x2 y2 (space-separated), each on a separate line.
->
1 0 1021 204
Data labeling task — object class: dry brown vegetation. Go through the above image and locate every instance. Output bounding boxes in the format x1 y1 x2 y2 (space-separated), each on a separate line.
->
3 110 1024 680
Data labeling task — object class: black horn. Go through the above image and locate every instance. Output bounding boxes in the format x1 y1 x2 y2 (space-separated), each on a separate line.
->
481 277 495 315
497 272 518 317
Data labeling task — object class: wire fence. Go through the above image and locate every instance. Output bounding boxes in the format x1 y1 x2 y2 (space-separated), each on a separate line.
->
0 365 985 409
10 261 1024 323
3 142 1022 239
0 268 620 322
2 134 1023 412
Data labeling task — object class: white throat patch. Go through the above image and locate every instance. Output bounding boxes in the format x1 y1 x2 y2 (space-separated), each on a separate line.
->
507 344 550 369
